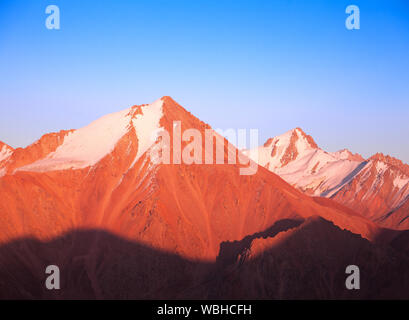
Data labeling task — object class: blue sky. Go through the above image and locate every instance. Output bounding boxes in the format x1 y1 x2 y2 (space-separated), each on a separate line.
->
1 0 408 162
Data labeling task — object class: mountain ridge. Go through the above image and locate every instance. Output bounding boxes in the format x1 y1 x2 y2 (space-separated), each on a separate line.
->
245 127 409 230
0 97 383 255
0 96 408 299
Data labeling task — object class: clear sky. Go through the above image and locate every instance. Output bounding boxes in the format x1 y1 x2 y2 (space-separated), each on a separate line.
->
1 0 408 162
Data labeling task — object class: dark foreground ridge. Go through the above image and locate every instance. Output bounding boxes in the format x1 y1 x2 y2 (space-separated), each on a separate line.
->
1 217 409 299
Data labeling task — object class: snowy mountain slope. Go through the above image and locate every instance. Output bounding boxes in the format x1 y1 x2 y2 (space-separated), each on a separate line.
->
0 97 382 257
245 128 409 229
1 96 408 299
332 153 409 228
0 142 14 178
244 128 365 197
15 99 164 173
0 142 13 163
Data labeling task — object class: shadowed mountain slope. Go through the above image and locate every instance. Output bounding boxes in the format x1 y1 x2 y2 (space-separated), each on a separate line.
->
1 218 409 299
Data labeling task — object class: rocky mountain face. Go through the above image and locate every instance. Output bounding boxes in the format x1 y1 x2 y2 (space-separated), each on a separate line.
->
0 97 408 299
245 128 409 230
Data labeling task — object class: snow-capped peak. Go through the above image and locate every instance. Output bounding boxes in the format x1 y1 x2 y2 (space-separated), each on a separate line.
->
130 98 164 166
332 149 364 162
245 127 318 170
244 128 365 197
264 127 318 150
16 98 164 172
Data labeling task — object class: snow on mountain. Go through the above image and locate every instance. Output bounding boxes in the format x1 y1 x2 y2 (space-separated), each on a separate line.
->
0 96 381 261
332 149 365 162
16 99 164 173
0 143 13 163
0 143 13 178
394 174 409 190
3 99 409 230
244 128 364 197
130 99 164 167
1 97 408 299
332 153 409 227
245 128 409 229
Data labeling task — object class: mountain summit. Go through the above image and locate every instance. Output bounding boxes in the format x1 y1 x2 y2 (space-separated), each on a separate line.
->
244 127 365 197
0 98 408 299
0 98 379 254
245 128 409 230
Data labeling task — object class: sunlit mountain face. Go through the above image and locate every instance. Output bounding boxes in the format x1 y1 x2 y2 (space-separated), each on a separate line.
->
0 97 409 299
244 128 409 230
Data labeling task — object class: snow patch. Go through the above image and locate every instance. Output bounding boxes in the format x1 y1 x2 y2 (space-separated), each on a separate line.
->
332 150 350 160
376 161 388 173
245 128 316 171
17 108 132 172
16 99 164 173
0 145 12 162
393 175 409 190
130 99 164 168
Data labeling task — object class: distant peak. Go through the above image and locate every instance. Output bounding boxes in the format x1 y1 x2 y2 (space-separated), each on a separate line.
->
292 127 318 149
369 153 409 176
369 152 402 165
369 152 387 162
160 96 177 104
158 96 185 111
294 127 305 134
262 128 318 151
334 149 364 162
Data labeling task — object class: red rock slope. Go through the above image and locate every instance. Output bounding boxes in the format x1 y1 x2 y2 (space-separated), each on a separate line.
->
0 97 380 261
1 96 408 299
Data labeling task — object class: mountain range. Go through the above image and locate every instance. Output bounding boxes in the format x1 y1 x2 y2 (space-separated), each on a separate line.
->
0 96 408 299
244 128 409 230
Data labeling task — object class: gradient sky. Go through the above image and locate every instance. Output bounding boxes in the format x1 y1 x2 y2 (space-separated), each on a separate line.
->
1 0 408 162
